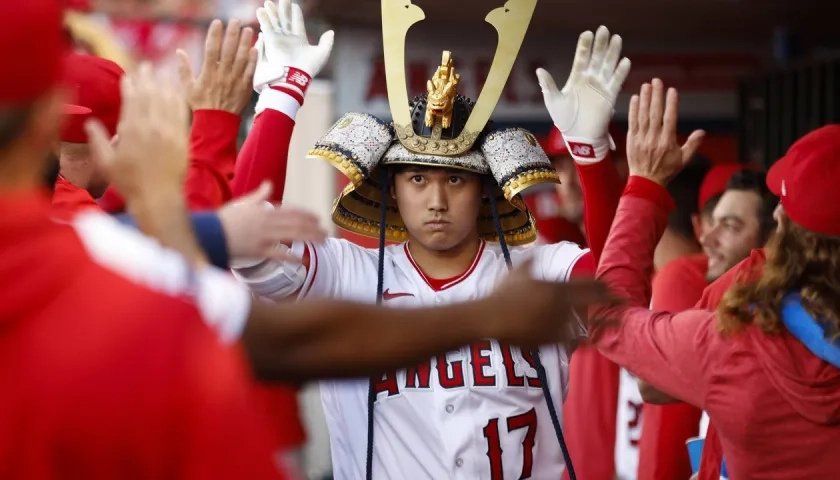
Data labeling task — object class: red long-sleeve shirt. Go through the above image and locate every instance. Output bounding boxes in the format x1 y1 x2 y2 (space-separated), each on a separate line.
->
638 253 708 480
184 109 242 208
232 108 294 202
694 248 765 480
1 191 283 479
591 177 840 480
51 176 103 220
231 99 304 450
561 160 624 480
96 109 243 213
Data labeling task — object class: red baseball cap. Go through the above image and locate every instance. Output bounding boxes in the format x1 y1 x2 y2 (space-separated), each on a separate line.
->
767 124 840 237
60 104 93 143
65 53 125 136
0 1 66 105
697 162 757 212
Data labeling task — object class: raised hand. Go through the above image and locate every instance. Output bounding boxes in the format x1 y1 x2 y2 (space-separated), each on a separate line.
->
253 0 334 98
626 78 705 185
85 63 189 202
219 181 327 265
488 258 620 349
536 25 631 162
176 19 258 115
85 63 206 266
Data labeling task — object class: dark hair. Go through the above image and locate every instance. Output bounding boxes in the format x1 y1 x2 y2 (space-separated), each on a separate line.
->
666 155 711 241
700 192 723 219
0 106 34 151
42 152 60 192
725 170 779 244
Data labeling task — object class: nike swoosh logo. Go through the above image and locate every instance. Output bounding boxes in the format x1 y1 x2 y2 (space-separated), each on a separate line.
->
382 289 415 300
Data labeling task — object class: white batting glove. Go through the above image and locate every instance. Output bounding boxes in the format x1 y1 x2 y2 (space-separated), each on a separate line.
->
537 26 631 164
253 0 334 115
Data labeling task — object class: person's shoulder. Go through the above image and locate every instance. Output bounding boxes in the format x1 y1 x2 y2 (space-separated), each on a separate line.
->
70 210 250 341
521 240 588 263
39 215 235 387
382 241 407 258
656 253 708 285
743 248 767 268
72 210 199 291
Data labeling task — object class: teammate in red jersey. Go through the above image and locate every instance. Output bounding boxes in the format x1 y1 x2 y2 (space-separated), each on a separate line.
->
1 5 612 478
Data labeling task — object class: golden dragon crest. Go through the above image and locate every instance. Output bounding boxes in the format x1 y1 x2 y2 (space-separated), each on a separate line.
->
381 0 537 156
424 51 460 129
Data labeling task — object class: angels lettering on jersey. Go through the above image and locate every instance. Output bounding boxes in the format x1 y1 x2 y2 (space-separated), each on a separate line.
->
373 340 543 400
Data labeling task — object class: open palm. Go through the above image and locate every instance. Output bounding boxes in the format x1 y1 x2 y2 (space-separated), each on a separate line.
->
254 0 334 92
537 26 630 141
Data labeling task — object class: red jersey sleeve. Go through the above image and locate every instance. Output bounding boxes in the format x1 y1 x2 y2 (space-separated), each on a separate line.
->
559 157 624 480
229 98 307 451
588 178 716 409
576 156 624 262
232 105 295 203
183 109 242 209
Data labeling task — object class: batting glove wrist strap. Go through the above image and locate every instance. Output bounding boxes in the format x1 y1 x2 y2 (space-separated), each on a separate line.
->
255 87 302 119
562 134 614 164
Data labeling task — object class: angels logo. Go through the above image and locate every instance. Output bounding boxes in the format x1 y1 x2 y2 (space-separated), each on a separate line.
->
371 341 543 399
568 142 594 158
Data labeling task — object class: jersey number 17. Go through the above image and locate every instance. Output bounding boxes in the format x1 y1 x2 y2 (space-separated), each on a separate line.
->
482 408 537 479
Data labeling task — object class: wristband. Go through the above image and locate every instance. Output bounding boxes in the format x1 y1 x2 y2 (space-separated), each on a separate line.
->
270 66 312 97
255 87 302 119
562 133 615 164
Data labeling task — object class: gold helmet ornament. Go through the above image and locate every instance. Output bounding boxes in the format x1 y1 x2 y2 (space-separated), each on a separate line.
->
307 0 558 246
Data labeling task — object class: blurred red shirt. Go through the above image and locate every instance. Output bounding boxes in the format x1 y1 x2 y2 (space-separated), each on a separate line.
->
0 191 285 479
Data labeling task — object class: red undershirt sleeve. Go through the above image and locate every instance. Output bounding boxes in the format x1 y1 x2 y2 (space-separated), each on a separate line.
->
183 109 241 209
588 177 714 408
560 156 623 480
576 154 624 263
232 106 296 203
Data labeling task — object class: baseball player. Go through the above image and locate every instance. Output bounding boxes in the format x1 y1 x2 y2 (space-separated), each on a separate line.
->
234 2 631 479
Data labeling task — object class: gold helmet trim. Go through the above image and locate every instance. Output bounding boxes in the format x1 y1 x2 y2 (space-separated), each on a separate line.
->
381 0 537 157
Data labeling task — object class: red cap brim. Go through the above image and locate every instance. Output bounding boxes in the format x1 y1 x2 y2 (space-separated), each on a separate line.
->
62 104 92 116
767 153 793 196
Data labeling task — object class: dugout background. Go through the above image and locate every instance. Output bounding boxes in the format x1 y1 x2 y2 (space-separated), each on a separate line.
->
739 54 840 169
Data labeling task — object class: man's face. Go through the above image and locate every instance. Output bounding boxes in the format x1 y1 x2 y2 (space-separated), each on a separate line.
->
701 189 763 281
59 142 110 198
392 166 483 251
552 155 583 223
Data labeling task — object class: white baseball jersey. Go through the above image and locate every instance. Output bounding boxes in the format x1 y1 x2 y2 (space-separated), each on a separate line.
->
614 368 643 480
286 237 588 480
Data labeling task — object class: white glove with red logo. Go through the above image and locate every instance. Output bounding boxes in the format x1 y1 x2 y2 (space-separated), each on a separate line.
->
537 26 630 163
253 0 334 116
